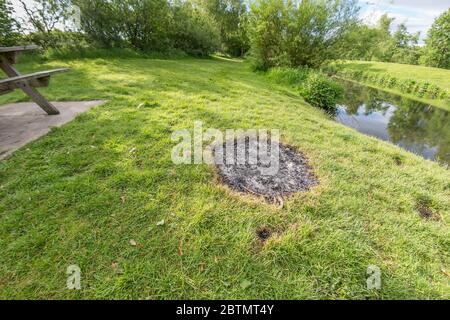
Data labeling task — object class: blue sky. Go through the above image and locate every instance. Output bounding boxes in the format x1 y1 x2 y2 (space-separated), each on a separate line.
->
359 0 450 41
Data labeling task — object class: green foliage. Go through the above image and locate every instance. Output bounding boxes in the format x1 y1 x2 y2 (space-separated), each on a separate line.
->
248 0 359 70
0 0 21 46
247 0 287 70
266 67 310 86
202 0 250 57
332 62 449 101
338 14 422 65
21 0 75 32
420 9 450 69
265 66 344 111
75 0 220 56
25 30 92 50
300 73 344 111
385 24 421 65
284 0 359 67
171 2 221 56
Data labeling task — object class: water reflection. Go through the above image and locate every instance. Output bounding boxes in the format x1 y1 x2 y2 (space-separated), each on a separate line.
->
335 80 450 166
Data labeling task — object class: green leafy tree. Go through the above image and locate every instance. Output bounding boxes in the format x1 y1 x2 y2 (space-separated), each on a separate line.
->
76 0 220 55
171 1 221 56
18 0 77 47
284 0 360 67
201 0 250 56
18 0 75 33
0 0 21 45
248 0 359 70
339 13 422 65
420 8 450 69
248 0 287 70
384 23 421 64
74 0 124 48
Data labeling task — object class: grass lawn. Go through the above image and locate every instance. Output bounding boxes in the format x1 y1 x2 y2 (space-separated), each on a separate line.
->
336 60 450 111
0 56 449 299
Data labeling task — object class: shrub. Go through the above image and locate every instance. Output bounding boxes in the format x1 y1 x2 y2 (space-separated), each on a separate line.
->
417 82 430 97
426 84 441 99
399 79 417 93
386 76 397 88
26 31 93 50
300 73 344 111
336 68 447 101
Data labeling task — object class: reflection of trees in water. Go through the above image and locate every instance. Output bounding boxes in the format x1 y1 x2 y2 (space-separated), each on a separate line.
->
339 80 450 164
388 100 450 164
340 81 392 116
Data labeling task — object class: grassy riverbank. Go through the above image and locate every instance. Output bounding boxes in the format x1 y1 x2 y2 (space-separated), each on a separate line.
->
331 61 450 111
0 56 449 299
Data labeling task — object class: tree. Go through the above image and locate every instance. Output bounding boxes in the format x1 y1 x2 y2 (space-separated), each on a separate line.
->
0 0 20 45
285 0 360 67
74 0 124 48
248 0 360 70
18 0 75 33
201 0 250 56
171 1 221 56
76 0 220 55
338 13 422 65
421 8 450 69
248 0 287 70
18 0 77 48
386 23 421 64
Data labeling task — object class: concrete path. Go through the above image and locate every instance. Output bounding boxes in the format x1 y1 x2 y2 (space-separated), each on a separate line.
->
0 100 105 160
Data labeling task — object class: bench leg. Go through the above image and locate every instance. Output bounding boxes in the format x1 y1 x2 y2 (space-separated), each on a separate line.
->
0 57 60 115
18 83 60 115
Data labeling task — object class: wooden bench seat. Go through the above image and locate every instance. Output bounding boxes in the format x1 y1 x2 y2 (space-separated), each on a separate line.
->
0 68 68 94
0 45 40 64
0 45 39 53
0 45 69 115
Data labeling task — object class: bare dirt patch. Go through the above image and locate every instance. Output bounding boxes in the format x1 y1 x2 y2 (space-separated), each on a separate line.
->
417 204 441 221
257 227 272 242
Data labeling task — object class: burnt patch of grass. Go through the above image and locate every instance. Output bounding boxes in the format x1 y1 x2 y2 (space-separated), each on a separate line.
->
257 226 272 242
416 204 441 221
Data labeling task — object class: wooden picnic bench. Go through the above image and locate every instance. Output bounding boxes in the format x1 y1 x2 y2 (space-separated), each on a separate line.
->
0 45 69 115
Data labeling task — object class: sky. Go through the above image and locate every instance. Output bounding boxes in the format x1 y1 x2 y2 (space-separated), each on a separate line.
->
11 0 450 41
359 0 450 42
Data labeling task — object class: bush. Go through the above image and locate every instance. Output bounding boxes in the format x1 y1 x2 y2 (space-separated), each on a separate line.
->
25 31 92 50
300 73 344 111
417 82 430 98
426 84 441 99
399 79 417 93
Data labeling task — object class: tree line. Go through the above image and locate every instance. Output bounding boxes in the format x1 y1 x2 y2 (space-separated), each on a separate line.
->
1 0 449 69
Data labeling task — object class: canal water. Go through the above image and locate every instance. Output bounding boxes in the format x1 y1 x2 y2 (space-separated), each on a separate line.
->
335 80 449 166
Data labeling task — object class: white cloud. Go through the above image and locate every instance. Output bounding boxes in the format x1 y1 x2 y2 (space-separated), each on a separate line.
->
359 0 449 41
